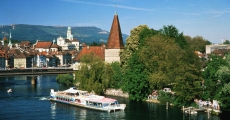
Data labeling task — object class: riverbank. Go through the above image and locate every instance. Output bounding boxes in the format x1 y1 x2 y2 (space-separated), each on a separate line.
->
105 88 129 98
146 99 160 103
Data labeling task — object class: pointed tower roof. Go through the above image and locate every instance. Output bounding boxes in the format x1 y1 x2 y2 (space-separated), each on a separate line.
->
106 12 124 49
8 29 12 47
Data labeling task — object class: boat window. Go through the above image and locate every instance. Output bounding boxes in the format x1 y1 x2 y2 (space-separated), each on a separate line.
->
89 102 92 106
103 103 109 107
93 102 97 106
98 103 102 107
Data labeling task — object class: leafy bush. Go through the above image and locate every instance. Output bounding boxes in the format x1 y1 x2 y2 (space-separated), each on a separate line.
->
158 91 172 104
56 74 73 85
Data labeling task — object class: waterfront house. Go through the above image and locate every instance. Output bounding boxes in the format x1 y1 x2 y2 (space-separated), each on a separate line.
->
33 41 53 52
14 51 27 69
0 50 6 69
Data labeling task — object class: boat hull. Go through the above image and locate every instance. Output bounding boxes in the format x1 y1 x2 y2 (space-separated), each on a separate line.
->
50 98 125 112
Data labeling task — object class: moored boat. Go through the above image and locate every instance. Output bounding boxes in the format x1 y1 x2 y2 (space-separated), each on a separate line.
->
50 87 126 112
7 88 12 93
184 107 198 115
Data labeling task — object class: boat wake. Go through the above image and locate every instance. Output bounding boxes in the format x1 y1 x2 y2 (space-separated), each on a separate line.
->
39 97 50 100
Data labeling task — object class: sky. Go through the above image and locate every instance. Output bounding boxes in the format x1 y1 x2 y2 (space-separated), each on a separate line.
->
0 0 230 44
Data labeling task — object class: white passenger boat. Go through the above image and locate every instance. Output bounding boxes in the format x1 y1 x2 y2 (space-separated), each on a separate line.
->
50 87 126 112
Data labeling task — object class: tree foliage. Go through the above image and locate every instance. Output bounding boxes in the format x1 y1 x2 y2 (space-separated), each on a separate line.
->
219 83 230 112
56 74 74 86
185 35 211 53
202 54 227 100
120 25 156 101
159 25 187 48
123 52 149 101
121 25 203 104
74 53 113 95
201 53 230 111
120 25 150 70
223 40 230 44
138 34 203 106
110 62 123 88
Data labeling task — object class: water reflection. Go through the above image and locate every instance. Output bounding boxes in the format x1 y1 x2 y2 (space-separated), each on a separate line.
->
14 75 27 80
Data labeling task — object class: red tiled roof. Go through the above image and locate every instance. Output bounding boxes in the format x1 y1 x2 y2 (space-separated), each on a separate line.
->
75 46 105 61
35 41 52 48
106 14 124 49
0 50 5 56
20 41 31 46
212 49 230 56
3 36 7 41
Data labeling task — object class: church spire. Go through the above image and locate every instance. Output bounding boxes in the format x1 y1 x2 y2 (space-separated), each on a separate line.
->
1 37 4 45
106 11 124 49
8 29 12 47
115 4 117 15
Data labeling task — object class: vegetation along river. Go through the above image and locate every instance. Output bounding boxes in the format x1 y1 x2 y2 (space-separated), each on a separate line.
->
0 74 225 120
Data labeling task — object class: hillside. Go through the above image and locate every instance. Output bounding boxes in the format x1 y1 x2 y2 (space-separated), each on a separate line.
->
0 24 128 44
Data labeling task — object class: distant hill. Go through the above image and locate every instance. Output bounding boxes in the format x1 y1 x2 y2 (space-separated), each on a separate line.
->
0 24 128 44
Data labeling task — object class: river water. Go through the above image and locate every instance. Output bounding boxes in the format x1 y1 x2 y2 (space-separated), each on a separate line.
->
0 74 224 120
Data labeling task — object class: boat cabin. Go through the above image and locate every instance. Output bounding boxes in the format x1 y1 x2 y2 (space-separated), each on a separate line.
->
86 98 119 108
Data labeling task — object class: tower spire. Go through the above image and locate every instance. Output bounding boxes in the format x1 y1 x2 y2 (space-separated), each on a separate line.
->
106 11 124 49
8 29 12 47
105 11 124 63
1 37 4 45
115 3 117 15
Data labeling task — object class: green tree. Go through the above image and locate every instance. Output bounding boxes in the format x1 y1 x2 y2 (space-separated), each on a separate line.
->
219 83 230 112
120 25 203 105
214 54 230 100
138 35 179 89
121 26 157 101
138 34 203 106
223 40 230 44
110 62 123 88
56 74 73 86
90 41 101 46
202 54 227 100
185 35 211 53
123 52 149 101
159 25 187 48
75 53 113 94
120 25 150 69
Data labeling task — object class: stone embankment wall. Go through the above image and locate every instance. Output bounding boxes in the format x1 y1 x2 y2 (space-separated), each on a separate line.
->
105 88 129 98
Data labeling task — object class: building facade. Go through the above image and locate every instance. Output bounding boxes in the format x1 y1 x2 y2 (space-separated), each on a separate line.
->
57 27 80 51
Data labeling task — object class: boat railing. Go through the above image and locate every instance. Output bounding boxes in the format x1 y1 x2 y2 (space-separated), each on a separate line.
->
108 104 126 109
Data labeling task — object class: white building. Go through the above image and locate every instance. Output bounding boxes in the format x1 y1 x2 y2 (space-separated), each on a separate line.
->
57 27 80 51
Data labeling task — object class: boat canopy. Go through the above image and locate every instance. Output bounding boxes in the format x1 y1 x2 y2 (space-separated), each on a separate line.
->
63 88 88 94
87 98 117 103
